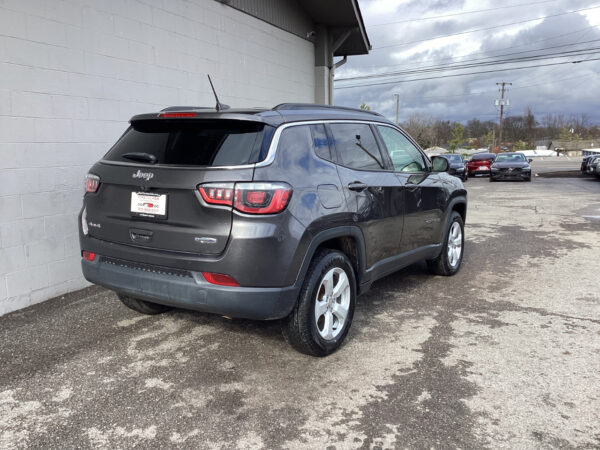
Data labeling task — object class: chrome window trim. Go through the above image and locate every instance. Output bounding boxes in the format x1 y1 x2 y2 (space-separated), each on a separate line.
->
99 119 412 171
256 119 407 170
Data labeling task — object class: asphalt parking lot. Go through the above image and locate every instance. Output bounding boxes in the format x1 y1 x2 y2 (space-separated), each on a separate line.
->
1 175 599 449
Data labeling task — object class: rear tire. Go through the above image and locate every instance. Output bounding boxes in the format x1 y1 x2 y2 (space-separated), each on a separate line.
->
118 294 172 315
283 249 356 357
427 212 464 276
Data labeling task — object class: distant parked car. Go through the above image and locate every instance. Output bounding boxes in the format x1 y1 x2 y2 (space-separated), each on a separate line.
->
586 155 600 178
490 152 532 182
439 154 468 181
582 154 600 176
466 153 496 177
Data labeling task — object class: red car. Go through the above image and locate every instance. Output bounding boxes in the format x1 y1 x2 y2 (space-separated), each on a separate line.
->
467 153 496 177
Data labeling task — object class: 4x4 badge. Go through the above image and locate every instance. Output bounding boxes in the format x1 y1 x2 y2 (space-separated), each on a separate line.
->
132 170 154 181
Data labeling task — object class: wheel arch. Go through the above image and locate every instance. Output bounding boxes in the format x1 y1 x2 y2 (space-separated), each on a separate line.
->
294 226 367 294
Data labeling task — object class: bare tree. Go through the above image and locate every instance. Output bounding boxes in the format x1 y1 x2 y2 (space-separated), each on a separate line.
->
402 114 436 148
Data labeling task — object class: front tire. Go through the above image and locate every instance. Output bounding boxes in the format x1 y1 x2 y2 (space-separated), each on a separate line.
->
118 294 172 315
427 212 464 276
283 249 356 357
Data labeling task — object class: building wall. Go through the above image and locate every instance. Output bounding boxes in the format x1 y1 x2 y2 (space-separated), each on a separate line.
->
0 0 316 315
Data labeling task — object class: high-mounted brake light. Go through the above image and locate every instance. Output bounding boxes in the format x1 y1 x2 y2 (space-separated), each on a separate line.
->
159 112 196 118
197 182 292 214
85 174 100 193
202 272 240 287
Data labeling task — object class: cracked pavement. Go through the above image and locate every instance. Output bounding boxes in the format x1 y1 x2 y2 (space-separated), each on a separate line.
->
1 176 599 449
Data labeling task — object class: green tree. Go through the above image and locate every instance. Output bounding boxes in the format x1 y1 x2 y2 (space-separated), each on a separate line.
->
359 103 371 111
449 123 464 153
484 130 494 148
513 140 528 151
558 128 580 141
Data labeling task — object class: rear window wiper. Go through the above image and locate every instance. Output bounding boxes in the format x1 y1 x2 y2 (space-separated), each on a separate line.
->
122 152 158 164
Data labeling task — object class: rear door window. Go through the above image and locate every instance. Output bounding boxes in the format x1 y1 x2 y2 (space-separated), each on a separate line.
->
104 120 268 166
329 123 386 171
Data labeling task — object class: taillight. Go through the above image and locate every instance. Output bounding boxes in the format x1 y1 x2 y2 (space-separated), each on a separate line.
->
85 174 100 193
198 183 235 206
234 182 292 214
82 251 96 261
202 272 239 287
197 182 292 214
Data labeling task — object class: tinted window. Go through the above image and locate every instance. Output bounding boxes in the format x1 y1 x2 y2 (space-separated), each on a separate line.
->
443 154 463 163
377 126 426 172
329 123 385 170
471 153 495 161
104 120 267 166
495 153 526 162
276 125 313 164
310 124 331 161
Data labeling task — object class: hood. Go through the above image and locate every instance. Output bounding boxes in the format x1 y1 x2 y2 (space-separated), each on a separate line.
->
492 161 530 169
449 162 465 169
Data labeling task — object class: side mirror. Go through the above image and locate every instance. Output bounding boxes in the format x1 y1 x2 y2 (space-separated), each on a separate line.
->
432 156 449 172
528 158 533 163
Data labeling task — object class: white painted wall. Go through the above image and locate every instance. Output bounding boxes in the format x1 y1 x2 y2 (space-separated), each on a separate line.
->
0 0 316 315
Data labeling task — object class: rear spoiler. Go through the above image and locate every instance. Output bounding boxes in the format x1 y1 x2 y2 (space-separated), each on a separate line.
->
130 111 282 126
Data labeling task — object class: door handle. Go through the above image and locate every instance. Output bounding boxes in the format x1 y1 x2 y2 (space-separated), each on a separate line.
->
348 182 368 192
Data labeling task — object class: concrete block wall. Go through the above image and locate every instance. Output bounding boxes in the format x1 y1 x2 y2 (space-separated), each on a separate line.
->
0 0 316 315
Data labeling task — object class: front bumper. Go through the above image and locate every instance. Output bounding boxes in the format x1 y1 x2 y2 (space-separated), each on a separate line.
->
449 169 465 179
468 167 490 176
490 169 531 180
82 256 299 320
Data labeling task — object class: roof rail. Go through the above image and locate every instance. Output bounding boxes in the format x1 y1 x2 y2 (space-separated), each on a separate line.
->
272 103 382 116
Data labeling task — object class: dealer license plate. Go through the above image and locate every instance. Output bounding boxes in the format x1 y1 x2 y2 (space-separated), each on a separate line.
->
479 166 489 171
130 192 167 218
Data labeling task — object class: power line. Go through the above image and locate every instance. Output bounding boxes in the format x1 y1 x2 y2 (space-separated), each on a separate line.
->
373 5 600 50
334 58 600 89
369 0 561 26
384 73 596 103
347 25 600 72
336 47 600 81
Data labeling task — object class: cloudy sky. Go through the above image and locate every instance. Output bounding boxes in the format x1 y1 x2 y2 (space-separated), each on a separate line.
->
334 0 600 124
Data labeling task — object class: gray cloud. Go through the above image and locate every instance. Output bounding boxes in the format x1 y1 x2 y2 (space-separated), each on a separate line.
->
335 0 600 123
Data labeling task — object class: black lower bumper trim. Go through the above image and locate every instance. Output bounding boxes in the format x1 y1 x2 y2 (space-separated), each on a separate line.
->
82 258 299 320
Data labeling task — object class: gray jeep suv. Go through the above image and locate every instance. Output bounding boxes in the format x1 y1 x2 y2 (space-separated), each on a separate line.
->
79 104 467 356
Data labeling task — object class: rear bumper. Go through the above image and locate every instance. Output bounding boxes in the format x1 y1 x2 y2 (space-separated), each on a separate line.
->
81 257 299 320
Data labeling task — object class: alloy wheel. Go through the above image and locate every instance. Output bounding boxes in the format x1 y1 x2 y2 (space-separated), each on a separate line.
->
314 267 351 340
447 221 463 268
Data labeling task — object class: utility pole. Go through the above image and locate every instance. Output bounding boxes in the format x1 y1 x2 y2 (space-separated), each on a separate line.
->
496 82 512 153
394 93 399 124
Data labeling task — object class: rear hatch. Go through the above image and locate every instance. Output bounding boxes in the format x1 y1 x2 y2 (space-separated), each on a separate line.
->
84 117 272 255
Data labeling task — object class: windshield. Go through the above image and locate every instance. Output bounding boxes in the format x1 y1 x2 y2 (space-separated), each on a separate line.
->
444 154 462 163
495 153 526 163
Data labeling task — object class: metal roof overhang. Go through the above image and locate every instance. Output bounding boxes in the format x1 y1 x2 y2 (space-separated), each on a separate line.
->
298 0 371 56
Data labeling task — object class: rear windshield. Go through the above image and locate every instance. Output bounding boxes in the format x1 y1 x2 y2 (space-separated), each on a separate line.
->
104 120 270 166
471 153 495 161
